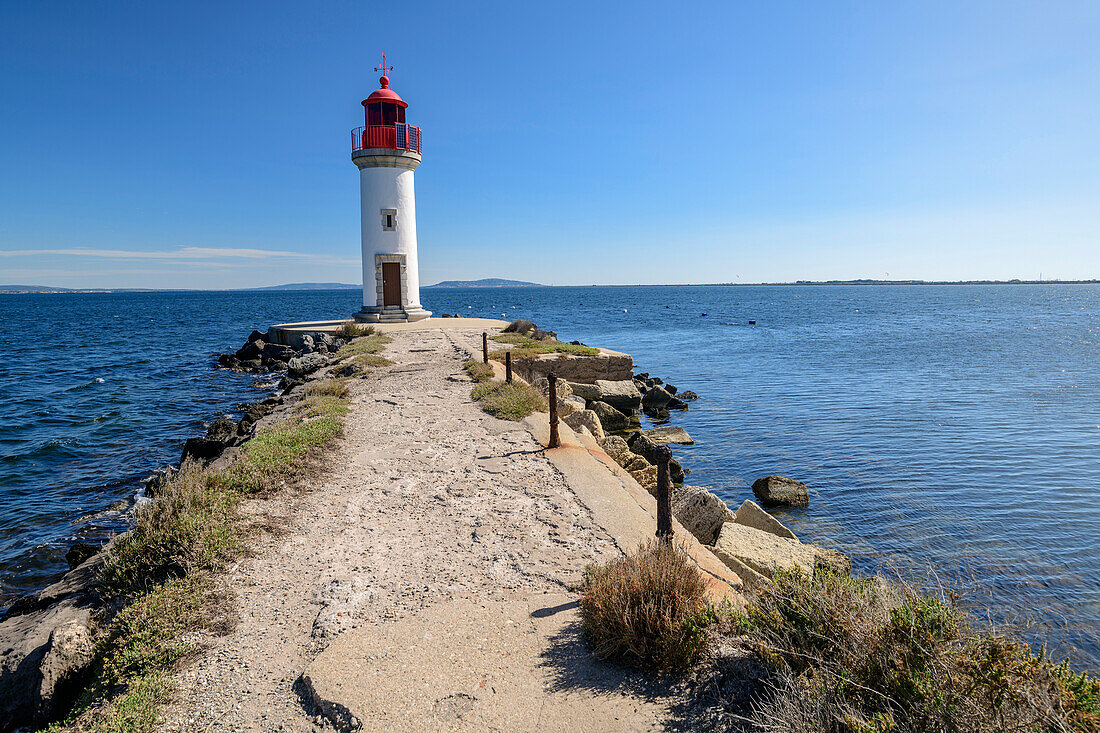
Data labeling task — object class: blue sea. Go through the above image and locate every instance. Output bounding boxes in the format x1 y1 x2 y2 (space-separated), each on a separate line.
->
1 285 1097 668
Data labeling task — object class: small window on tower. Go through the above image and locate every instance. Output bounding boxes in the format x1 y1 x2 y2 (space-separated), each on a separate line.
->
381 208 397 231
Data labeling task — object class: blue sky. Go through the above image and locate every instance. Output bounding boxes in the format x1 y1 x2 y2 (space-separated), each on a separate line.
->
1 1 1097 288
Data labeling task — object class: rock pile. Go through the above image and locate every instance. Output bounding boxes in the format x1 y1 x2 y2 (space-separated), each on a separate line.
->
216 329 348 374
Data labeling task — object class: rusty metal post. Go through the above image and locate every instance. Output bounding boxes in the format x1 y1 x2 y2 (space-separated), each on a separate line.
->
482 332 488 364
655 444 673 541
548 372 560 448
505 351 512 383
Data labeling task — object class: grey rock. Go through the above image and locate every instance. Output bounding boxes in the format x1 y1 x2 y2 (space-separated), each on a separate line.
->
712 523 850 581
247 329 267 343
502 319 537 335
752 475 810 507
641 385 673 411
0 560 102 730
597 435 632 467
288 353 329 379
235 339 265 361
593 380 641 411
64 543 99 570
563 409 604 442
667 397 689 410
679 390 700 400
641 426 694 445
733 499 798 541
567 382 602 401
262 343 296 362
671 486 736 544
590 401 628 431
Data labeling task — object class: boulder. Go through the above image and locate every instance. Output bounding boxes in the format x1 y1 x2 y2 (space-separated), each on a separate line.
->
594 380 641 411
642 426 694 445
671 486 735 544
315 332 335 348
669 458 685 485
300 334 315 353
64 543 99 570
713 523 818 579
268 360 289 372
567 382 602 401
0 560 101 730
235 339 265 361
563 409 604 441
678 390 699 401
712 523 850 580
262 343 296 362
205 418 236 445
623 455 650 473
733 500 798 541
288 353 329 379
667 397 689 410
247 329 268 343
665 384 678 395
590 401 628 432
502 319 538 335
532 376 573 400
563 394 587 413
597 435 632 466
630 465 658 492
641 385 673 411
181 437 227 465
627 431 659 462
752 475 810 507
813 547 852 575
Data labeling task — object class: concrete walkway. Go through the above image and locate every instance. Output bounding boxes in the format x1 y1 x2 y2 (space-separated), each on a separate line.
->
162 323 739 732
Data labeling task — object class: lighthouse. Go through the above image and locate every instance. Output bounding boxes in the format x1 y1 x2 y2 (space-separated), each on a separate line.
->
351 54 431 323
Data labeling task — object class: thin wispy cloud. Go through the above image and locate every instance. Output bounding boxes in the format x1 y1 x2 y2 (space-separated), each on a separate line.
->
0 246 357 266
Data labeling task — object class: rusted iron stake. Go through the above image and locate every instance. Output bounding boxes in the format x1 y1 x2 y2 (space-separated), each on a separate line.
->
482 332 488 364
505 351 512 383
548 372 560 449
655 444 673 541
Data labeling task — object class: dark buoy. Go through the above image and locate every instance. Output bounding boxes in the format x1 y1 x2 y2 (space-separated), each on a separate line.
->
748 320 756 325
701 313 708 317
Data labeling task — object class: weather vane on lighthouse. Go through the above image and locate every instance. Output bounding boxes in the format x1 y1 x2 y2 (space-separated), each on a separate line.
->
349 52 430 323
374 51 393 84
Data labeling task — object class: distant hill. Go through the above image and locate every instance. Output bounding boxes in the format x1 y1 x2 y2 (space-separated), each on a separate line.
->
246 282 360 291
425 278 543 288
0 285 79 293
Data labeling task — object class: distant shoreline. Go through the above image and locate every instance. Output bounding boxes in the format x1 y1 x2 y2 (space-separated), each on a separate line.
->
2 279 1098 295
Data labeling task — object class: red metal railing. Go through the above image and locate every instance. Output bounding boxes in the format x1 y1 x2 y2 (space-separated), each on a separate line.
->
351 124 422 154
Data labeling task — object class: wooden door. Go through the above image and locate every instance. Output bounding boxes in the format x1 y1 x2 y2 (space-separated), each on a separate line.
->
382 262 401 306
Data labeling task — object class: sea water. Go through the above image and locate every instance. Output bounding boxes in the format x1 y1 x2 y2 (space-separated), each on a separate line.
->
1 285 1097 668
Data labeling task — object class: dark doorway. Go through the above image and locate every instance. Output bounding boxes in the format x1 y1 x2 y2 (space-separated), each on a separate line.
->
382 262 401 306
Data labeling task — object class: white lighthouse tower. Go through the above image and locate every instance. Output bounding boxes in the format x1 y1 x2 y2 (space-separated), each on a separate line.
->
351 54 431 323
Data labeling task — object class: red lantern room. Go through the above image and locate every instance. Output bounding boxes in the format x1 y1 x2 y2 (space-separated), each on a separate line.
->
351 53 422 155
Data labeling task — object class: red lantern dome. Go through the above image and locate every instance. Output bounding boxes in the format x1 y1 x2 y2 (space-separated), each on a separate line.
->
350 54 422 155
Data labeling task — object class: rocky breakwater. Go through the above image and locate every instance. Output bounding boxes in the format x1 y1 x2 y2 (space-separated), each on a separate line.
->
506 319 852 595
0 326 350 732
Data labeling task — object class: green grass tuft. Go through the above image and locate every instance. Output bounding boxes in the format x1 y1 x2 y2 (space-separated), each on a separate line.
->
463 358 495 382
337 332 391 358
470 380 547 420
489 332 600 360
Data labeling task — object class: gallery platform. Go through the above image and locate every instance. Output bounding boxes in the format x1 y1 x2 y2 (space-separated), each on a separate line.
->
267 317 510 348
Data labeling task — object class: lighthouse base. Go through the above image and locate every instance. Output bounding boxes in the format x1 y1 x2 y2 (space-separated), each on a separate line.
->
354 305 432 324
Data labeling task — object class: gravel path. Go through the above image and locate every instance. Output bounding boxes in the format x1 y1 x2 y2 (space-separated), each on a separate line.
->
161 327 667 731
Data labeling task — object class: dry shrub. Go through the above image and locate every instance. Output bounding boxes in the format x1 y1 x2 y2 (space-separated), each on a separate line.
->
101 464 241 598
580 539 714 672
741 569 1100 732
333 321 374 340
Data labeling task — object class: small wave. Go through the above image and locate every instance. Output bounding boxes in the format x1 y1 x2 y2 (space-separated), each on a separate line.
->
65 377 106 392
